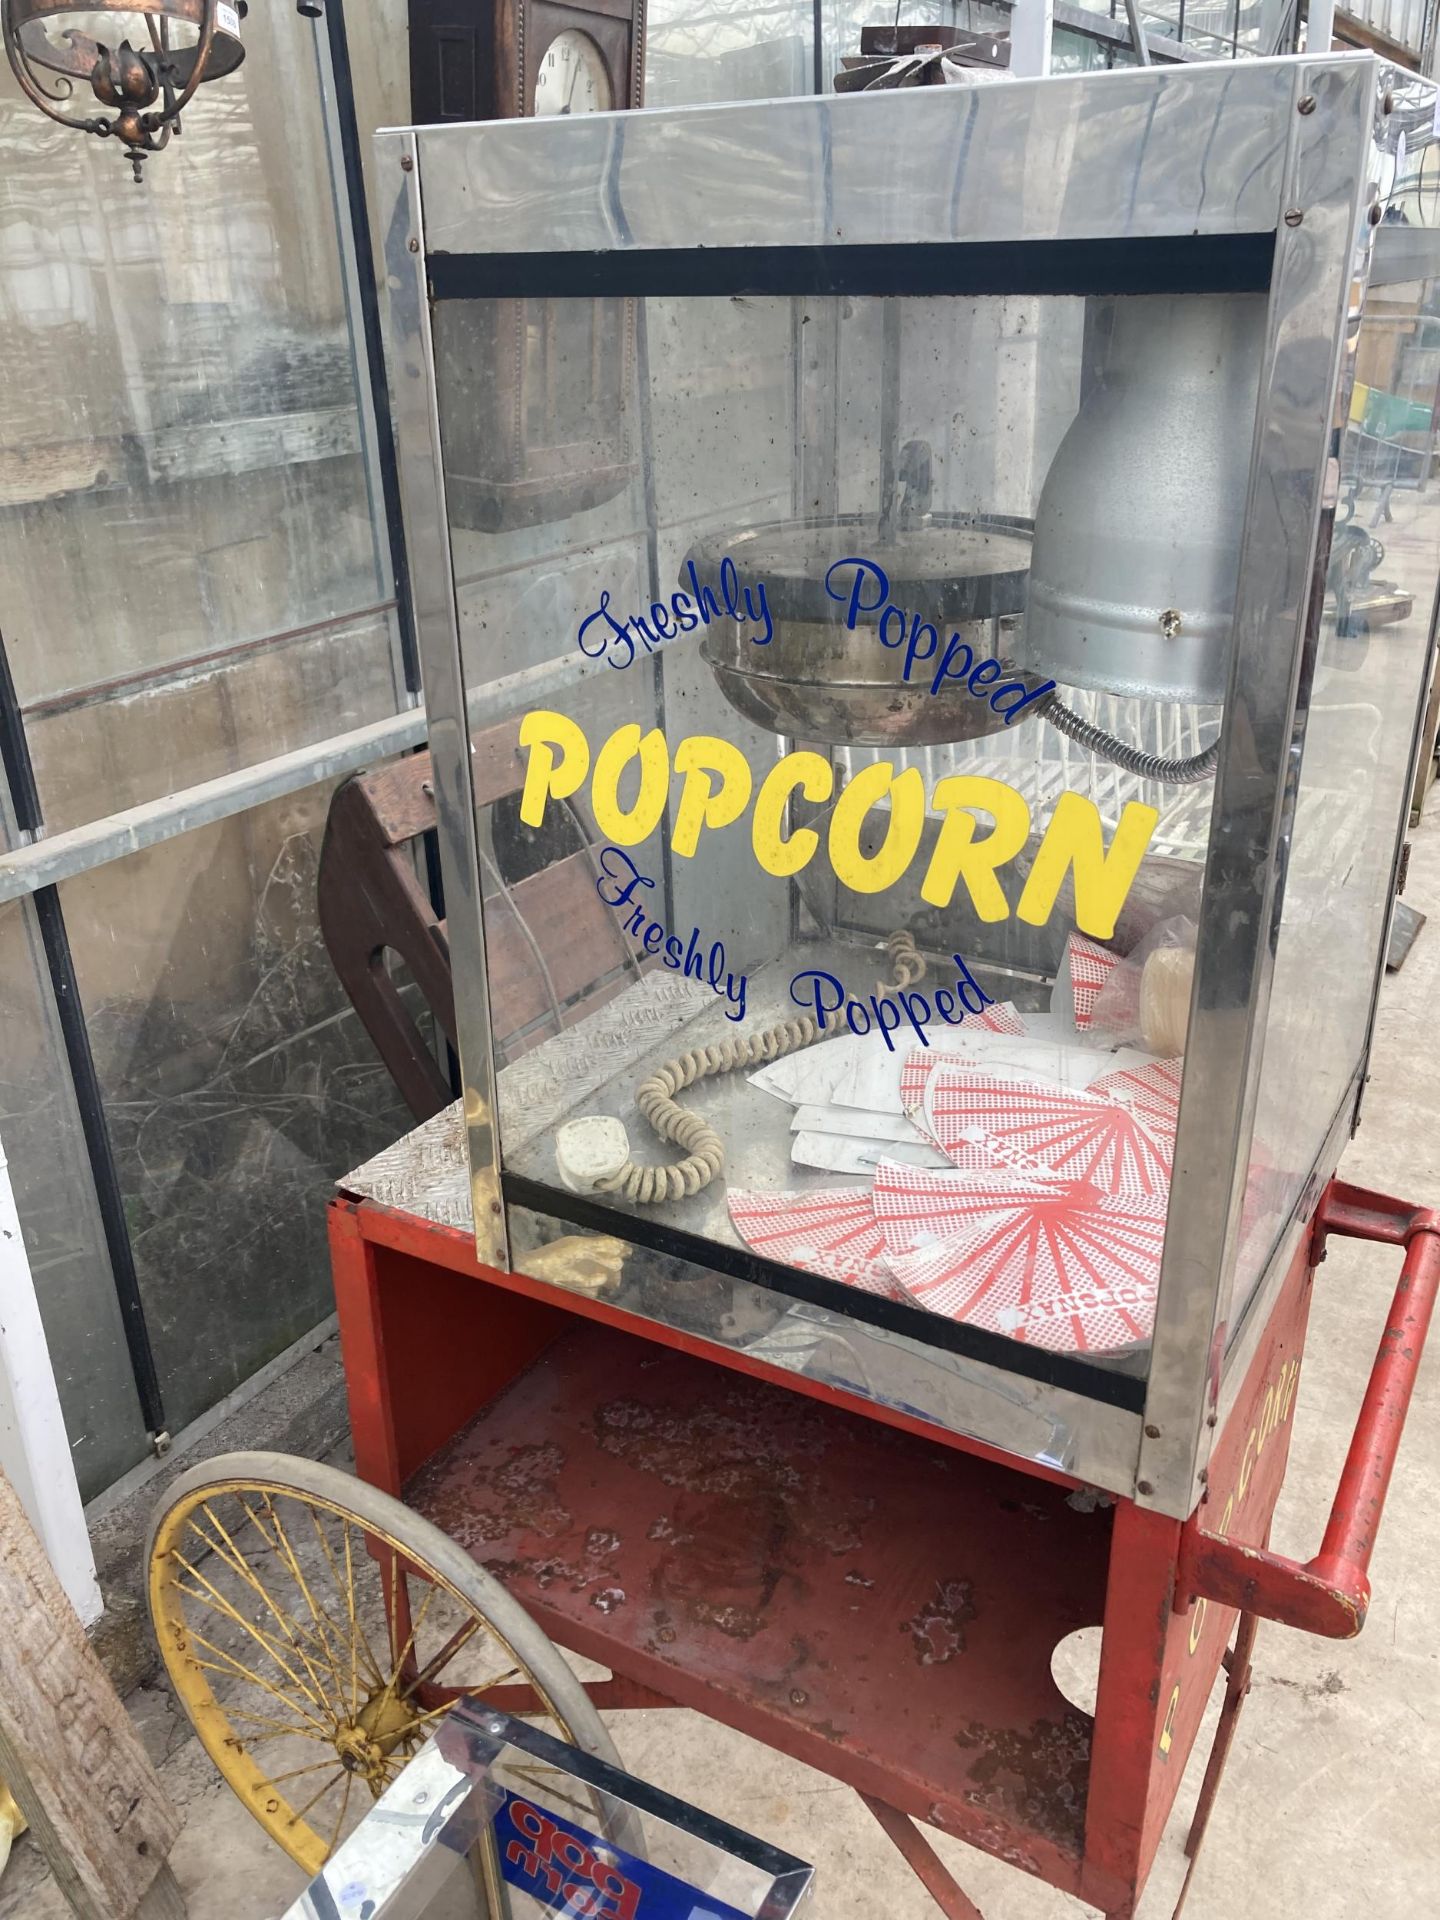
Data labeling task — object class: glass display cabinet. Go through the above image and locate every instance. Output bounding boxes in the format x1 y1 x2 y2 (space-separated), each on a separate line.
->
352 51 1440 1919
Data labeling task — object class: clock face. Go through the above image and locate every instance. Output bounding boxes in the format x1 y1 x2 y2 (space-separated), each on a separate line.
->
533 29 614 116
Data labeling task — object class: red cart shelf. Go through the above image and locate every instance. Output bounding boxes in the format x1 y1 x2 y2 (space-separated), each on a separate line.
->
329 1157 1440 1919
406 1317 1109 1893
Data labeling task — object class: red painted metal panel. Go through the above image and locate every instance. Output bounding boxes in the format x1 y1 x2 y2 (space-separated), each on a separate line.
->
860 1796 988 1919
329 1200 405 1495
1120 1231 1313 1905
328 1164 1440 1918
1079 1236 1315 1916
340 1193 1084 1494
1080 1500 1181 1918
404 1317 1112 1894
330 1196 571 1487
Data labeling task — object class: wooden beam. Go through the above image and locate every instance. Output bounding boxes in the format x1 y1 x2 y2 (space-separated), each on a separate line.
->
1332 7 1423 66
0 1468 184 1919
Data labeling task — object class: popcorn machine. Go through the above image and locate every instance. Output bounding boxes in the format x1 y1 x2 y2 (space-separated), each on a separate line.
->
346 52 1440 1918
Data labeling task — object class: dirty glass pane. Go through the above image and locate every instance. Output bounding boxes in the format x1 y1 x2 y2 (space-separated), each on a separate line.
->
647 0 814 101
1232 267 1440 1332
432 279 1269 1401
346 0 419 280
22 607 404 826
59 778 415 1435
1060 0 1288 57
820 2 1003 81
646 2 1012 104
0 2 403 832
0 892 147 1497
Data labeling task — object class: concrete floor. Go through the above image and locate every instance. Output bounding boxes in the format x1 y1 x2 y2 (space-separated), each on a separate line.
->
8 784 1440 1919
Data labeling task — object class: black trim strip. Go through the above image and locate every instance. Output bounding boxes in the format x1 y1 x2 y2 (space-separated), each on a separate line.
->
325 0 422 696
505 1172 1147 1413
0 632 167 1441
429 233 1275 304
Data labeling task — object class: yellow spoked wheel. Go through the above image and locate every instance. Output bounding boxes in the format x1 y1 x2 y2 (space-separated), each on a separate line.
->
147 1451 621 1876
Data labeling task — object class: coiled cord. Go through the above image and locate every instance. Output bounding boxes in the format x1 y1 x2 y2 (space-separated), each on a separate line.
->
1042 693 1220 787
878 927 927 997
599 1015 822 1205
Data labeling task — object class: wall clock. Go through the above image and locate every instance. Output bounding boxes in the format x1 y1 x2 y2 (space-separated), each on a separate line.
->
408 0 645 530
410 0 643 123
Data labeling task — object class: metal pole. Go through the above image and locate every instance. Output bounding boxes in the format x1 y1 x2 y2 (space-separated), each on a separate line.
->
0 635 168 1448
1123 0 1153 62
1009 0 1055 76
1308 0 1336 51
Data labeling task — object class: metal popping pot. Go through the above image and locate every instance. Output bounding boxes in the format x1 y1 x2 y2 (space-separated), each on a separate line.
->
687 514 1042 749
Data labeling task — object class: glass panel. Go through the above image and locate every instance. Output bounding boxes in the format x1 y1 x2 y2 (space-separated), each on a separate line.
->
1232 267 1440 1330
1058 0 1294 57
1051 27 1126 69
646 1 1018 103
347 0 421 277
647 0 815 103
285 1707 811 1920
21 609 403 825
60 777 415 1435
0 893 146 1497
435 280 1270 1404
820 1 1005 82
0 2 402 832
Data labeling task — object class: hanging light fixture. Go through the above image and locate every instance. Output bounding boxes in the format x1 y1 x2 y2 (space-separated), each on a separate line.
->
2 0 249 181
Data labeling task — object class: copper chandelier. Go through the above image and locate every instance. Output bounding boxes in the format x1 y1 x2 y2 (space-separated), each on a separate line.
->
2 0 253 180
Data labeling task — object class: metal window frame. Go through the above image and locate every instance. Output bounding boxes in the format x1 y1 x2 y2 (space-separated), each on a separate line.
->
378 56 1390 1518
0 1 424 1477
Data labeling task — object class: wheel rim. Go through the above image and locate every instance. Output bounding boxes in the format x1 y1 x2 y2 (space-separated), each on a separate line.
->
149 1476 575 1874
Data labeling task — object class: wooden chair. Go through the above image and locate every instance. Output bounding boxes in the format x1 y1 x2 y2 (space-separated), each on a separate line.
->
318 717 642 1123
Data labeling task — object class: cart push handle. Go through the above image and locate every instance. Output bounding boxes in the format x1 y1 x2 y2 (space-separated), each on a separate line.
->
1178 1181 1440 1641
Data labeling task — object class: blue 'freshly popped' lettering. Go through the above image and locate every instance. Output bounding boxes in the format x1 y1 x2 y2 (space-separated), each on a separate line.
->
824 552 1056 724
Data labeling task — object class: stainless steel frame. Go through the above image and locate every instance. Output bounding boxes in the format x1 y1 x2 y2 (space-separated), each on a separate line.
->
1134 55 1383 1513
410 62 1298 257
1209 1074 1358 1450
1346 82 1440 1135
1194 73 1440 1496
378 54 1416 1520
284 1703 813 1920
382 130 508 1271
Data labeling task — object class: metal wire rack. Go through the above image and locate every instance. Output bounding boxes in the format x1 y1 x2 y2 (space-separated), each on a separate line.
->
838 689 1222 863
